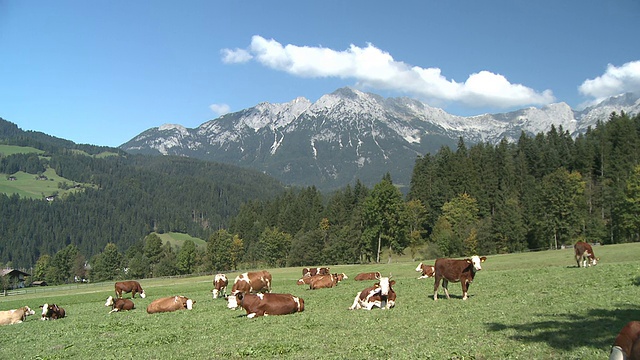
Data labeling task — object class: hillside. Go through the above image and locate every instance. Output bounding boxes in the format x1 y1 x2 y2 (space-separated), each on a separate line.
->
0 118 286 268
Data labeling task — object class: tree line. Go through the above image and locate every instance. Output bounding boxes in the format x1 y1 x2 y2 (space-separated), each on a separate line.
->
2 113 640 285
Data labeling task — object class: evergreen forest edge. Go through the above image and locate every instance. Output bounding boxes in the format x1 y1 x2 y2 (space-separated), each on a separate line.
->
1 112 639 286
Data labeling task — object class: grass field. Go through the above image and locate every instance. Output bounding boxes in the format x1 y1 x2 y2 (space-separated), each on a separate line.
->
1 243 639 359
156 232 208 250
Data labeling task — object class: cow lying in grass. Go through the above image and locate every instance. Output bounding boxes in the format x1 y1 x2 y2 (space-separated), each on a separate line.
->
0 306 35 325
40 303 66 320
147 296 194 314
349 277 396 310
105 296 135 314
229 292 304 318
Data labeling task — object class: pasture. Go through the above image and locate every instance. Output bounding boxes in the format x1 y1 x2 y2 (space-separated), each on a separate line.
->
1 243 639 359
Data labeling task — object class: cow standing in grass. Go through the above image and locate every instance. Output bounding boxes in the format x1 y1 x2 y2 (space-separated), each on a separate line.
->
610 321 640 360
433 255 486 301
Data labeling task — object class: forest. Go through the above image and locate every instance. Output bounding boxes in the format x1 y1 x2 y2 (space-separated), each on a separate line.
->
1 112 640 286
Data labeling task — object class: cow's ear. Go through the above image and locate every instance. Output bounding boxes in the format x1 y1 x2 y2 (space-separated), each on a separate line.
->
480 257 487 262
466 259 473 264
389 280 396 286
39 305 43 308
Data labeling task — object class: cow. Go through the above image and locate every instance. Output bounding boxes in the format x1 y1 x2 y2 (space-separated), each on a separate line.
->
302 267 330 277
433 255 487 301
226 271 272 309
349 277 396 310
354 272 381 281
115 280 146 299
575 241 599 267
0 306 35 325
610 321 640 360
105 296 135 314
296 275 321 285
212 273 228 299
230 292 304 318
39 303 66 320
415 262 435 279
309 273 347 290
146 296 195 314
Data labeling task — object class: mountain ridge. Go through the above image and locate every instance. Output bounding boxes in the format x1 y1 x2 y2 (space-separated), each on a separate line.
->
120 88 640 191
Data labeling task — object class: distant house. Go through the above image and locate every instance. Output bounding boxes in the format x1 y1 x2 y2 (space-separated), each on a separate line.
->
30 280 47 287
45 194 58 202
1 268 31 290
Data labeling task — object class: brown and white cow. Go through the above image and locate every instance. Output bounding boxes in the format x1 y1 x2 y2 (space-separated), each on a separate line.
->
115 280 146 299
415 262 436 279
575 241 599 268
40 303 66 320
354 272 381 281
231 292 304 318
349 277 396 310
226 271 272 309
610 321 640 360
433 255 487 301
212 273 228 299
309 273 347 290
302 267 330 277
105 296 135 314
296 275 320 285
146 296 195 314
0 306 35 325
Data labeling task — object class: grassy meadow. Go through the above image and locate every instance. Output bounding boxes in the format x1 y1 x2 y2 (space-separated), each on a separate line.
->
1 243 639 359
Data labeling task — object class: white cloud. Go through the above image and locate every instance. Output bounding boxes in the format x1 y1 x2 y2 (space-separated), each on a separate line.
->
209 103 230 116
221 48 253 64
221 35 555 109
579 60 640 101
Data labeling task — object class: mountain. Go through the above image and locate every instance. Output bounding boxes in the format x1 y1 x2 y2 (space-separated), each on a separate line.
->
120 88 640 191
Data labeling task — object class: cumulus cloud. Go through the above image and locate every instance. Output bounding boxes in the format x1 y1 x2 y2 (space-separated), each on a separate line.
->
221 48 253 64
579 60 640 102
209 103 231 116
221 35 555 109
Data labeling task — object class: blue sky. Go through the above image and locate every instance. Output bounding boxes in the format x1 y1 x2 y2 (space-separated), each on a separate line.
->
1 1 639 147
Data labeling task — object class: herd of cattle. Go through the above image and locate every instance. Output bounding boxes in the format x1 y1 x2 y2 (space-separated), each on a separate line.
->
1 243 637 359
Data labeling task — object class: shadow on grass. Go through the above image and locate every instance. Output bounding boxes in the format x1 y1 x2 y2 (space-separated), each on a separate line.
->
486 305 640 351
633 277 640 286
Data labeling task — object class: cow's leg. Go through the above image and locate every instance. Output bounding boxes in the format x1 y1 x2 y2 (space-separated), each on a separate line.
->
349 292 362 310
462 280 470 300
575 255 581 267
109 308 119 314
442 279 450 299
433 277 441 300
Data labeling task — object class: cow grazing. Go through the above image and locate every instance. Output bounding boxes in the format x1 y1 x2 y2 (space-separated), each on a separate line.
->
302 267 330 277
212 273 228 299
105 296 135 314
433 255 487 301
0 306 35 325
230 292 304 318
40 303 66 320
309 273 347 290
575 241 599 268
610 321 640 360
415 262 436 279
349 277 396 310
115 280 146 299
146 296 195 314
354 272 381 281
226 271 272 309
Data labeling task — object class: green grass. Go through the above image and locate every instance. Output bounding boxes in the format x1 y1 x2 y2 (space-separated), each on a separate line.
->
0 169 91 199
1 243 639 359
155 232 207 250
0 144 44 156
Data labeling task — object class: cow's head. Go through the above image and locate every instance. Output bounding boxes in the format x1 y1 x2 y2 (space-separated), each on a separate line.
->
212 289 220 299
24 306 35 316
139 290 146 299
415 263 424 272
227 292 242 310
469 255 486 271
105 296 114 307
378 277 395 296
590 257 600 266
39 303 49 320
